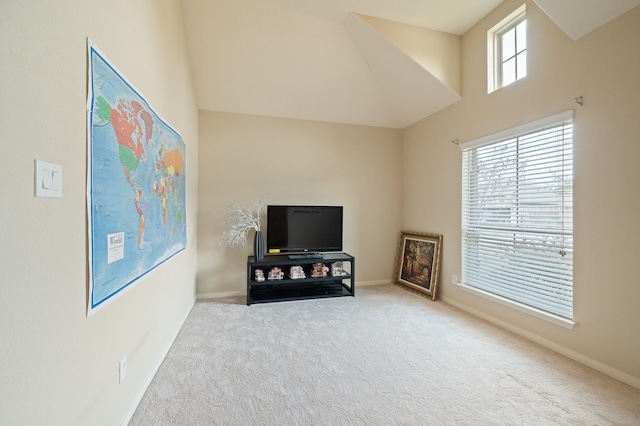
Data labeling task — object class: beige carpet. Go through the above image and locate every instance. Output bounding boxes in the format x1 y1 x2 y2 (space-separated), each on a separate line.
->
130 284 640 425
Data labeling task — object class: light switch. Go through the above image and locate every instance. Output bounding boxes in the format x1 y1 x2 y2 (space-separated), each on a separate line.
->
35 160 62 198
51 170 61 191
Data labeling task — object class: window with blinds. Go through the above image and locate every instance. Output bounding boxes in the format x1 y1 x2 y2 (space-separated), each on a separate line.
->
461 111 573 319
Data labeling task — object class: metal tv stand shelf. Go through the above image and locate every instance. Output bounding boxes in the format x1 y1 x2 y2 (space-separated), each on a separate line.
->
246 252 355 305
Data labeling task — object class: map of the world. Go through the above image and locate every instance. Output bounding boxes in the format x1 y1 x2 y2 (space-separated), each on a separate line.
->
87 43 186 315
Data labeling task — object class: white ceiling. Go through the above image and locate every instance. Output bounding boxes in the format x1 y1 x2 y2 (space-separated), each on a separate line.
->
180 0 640 128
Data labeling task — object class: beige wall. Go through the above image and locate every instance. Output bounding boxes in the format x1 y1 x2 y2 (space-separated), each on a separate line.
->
197 111 402 296
0 1 198 424
2 0 639 423
403 0 640 387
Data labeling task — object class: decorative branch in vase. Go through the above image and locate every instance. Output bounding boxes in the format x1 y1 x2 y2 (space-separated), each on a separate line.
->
221 198 266 260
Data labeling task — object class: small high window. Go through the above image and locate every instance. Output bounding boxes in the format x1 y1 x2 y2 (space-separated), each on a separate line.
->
488 5 527 92
499 18 527 87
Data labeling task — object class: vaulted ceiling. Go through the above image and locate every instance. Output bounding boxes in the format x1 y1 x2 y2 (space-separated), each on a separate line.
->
181 0 640 128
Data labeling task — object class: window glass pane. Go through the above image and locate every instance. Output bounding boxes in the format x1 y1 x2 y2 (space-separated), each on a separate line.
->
502 57 516 86
517 52 527 79
462 120 574 319
474 140 518 225
516 20 527 52
502 28 516 61
490 6 527 91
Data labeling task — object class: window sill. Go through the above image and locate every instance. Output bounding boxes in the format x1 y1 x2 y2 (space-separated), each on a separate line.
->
456 282 576 330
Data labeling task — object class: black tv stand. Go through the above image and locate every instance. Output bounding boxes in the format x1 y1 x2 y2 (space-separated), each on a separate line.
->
247 252 355 305
288 253 323 260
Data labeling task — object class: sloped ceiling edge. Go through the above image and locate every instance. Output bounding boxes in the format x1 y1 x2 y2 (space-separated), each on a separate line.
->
533 0 640 40
345 13 461 128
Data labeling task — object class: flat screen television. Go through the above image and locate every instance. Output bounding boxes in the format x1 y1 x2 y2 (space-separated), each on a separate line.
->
267 205 343 255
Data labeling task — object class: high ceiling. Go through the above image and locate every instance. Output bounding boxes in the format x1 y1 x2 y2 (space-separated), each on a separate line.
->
181 0 640 128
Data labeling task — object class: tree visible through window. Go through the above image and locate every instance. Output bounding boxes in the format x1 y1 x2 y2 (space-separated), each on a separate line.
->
461 112 573 319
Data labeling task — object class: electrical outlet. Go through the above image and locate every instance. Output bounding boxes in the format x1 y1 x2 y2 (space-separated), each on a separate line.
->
452 274 458 284
119 356 127 384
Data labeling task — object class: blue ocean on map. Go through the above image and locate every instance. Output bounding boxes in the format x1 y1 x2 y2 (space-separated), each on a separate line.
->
88 45 186 312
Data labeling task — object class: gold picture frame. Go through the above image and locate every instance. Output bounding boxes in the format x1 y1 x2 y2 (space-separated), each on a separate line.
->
395 231 443 300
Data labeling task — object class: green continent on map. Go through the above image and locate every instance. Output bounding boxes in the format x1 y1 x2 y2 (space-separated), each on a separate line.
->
119 144 140 172
95 96 111 124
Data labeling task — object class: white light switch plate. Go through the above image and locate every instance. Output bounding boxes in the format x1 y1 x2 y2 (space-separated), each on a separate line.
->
35 160 62 198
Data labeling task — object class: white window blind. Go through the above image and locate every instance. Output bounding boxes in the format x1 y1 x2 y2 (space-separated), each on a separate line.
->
461 111 573 319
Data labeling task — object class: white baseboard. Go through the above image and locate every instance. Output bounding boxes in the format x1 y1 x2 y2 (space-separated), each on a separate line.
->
357 279 392 287
197 290 245 300
440 295 640 391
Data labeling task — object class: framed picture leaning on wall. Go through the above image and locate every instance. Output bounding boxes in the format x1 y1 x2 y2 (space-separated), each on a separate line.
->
395 231 443 300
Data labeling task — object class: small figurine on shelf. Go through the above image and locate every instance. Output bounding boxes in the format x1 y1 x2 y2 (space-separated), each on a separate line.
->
254 269 265 282
289 265 306 279
268 267 284 281
332 261 346 276
311 262 329 278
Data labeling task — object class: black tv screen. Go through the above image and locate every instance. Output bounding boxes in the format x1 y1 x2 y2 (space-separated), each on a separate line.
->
267 205 343 253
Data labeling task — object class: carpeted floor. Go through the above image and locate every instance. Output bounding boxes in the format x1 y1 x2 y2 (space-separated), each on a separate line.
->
130 284 640 425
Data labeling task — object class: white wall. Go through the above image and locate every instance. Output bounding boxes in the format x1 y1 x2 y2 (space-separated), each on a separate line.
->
0 1 199 424
197 111 402 297
403 0 640 387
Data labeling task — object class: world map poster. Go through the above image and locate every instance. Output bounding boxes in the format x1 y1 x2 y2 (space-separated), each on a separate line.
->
86 42 186 315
